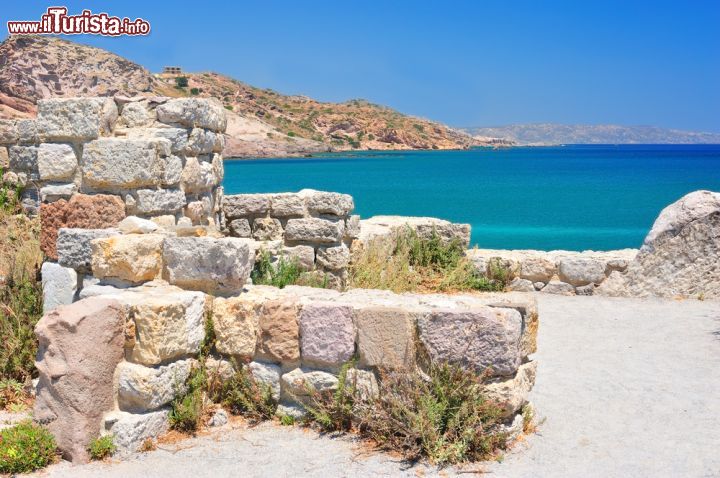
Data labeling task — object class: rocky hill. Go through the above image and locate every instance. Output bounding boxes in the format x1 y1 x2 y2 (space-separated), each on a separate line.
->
0 35 482 157
464 123 720 145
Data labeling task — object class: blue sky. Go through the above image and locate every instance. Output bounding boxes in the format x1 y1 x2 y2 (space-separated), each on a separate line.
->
3 1 719 131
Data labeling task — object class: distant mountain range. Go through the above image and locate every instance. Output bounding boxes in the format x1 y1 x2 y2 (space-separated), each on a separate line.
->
463 124 720 145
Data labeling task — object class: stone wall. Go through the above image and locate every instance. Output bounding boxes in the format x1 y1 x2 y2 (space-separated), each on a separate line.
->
0 96 226 260
221 190 360 289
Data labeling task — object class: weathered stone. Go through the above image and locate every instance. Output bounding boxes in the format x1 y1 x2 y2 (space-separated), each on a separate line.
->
228 218 251 237
0 119 18 144
507 277 535 292
576 284 595 296
135 188 186 215
162 154 183 186
118 216 159 234
285 218 343 243
9 145 38 176
597 190 720 299
185 200 211 225
519 257 557 283
271 193 306 217
0 146 8 168
223 194 271 218
17 119 38 143
102 409 169 455
57 228 120 272
117 359 195 412
316 245 350 271
36 143 77 180
280 368 338 403
275 402 306 420
252 217 283 241
483 361 537 418
20 188 40 215
418 307 522 376
359 216 471 248
212 296 259 358
34 297 125 463
41 262 78 314
541 280 576 295
40 184 77 202
208 409 228 427
150 215 176 230
118 101 153 128
558 258 606 286
91 234 164 283
345 215 361 239
282 245 315 271
126 127 188 154
605 258 629 273
186 128 219 155
126 290 206 365
42 195 120 261
299 303 354 368
205 357 235 382
82 138 167 189
163 237 254 292
156 98 227 132
258 299 300 363
301 189 354 216
37 98 117 141
181 156 217 192
248 361 281 401
355 306 415 370
533 281 545 291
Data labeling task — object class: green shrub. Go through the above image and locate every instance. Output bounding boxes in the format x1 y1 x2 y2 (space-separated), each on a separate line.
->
279 414 295 426
0 378 27 410
190 87 200 95
224 104 234 111
251 251 325 289
87 435 116 460
0 421 57 474
397 228 464 270
287 131 296 137
304 361 356 431
174 76 188 88
356 363 507 465
169 367 206 433
220 364 277 422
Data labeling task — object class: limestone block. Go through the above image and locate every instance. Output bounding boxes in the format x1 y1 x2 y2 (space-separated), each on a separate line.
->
126 290 206 365
56 228 120 272
558 258 606 286
285 218 343 243
118 216 160 234
519 257 557 283
271 193 306 217
576 284 595 296
136 188 186 215
41 262 78 314
117 359 196 412
37 97 117 141
212 296 259 358
252 217 283 241
280 368 338 403
248 361 281 401
151 215 177 230
299 303 355 368
186 128 219 155
17 119 38 143
507 277 535 292
162 154 183 186
118 101 154 128
34 297 125 463
9 145 38 177
418 307 523 377
102 409 169 455
229 218 251 237
0 119 18 144
205 357 235 382
156 98 227 132
541 280 576 295
346 369 379 401
40 184 77 202
163 237 255 293
0 146 8 168
223 194 271 218
301 189 354 216
282 245 315 270
181 156 217 192
316 245 350 271
82 138 167 189
91 234 164 283
37 143 77 180
483 360 537 418
126 127 188 154
258 299 300 364
345 215 361 239
355 306 416 370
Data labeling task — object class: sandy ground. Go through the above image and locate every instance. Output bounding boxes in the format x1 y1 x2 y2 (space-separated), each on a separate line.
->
30 295 720 478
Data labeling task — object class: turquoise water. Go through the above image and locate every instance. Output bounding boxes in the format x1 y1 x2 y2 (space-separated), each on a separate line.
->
223 145 720 251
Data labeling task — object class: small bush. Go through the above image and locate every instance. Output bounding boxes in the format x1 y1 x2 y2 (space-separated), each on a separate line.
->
87 435 116 460
220 364 277 422
304 361 356 431
0 421 57 474
190 87 200 95
174 76 188 88
287 131 296 137
251 251 329 289
224 104 234 111
0 378 27 410
279 414 295 426
139 438 157 452
169 367 206 433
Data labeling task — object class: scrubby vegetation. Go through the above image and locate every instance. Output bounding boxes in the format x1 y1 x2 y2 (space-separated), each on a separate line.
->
349 228 509 293
219 363 277 422
0 178 43 385
0 378 29 411
251 251 329 289
0 421 57 474
304 362 509 466
87 434 116 460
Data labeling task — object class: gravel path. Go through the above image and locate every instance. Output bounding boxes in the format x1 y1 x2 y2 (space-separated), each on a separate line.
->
33 295 720 478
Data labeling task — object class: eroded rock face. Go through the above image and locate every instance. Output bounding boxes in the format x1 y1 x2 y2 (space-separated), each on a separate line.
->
483 360 537 417
156 98 227 132
41 262 77 314
91 234 164 283
355 306 416 370
299 303 355 369
597 190 720 299
36 97 117 141
34 297 125 463
212 296 259 358
258 300 300 364
117 359 195 412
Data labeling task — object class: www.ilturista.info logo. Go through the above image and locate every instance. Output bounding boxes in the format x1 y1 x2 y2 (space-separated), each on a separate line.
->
7 7 150 36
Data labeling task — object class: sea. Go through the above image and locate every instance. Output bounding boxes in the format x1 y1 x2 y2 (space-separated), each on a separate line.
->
223 145 720 251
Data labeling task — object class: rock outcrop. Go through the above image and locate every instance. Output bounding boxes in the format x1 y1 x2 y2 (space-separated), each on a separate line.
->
596 190 720 299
